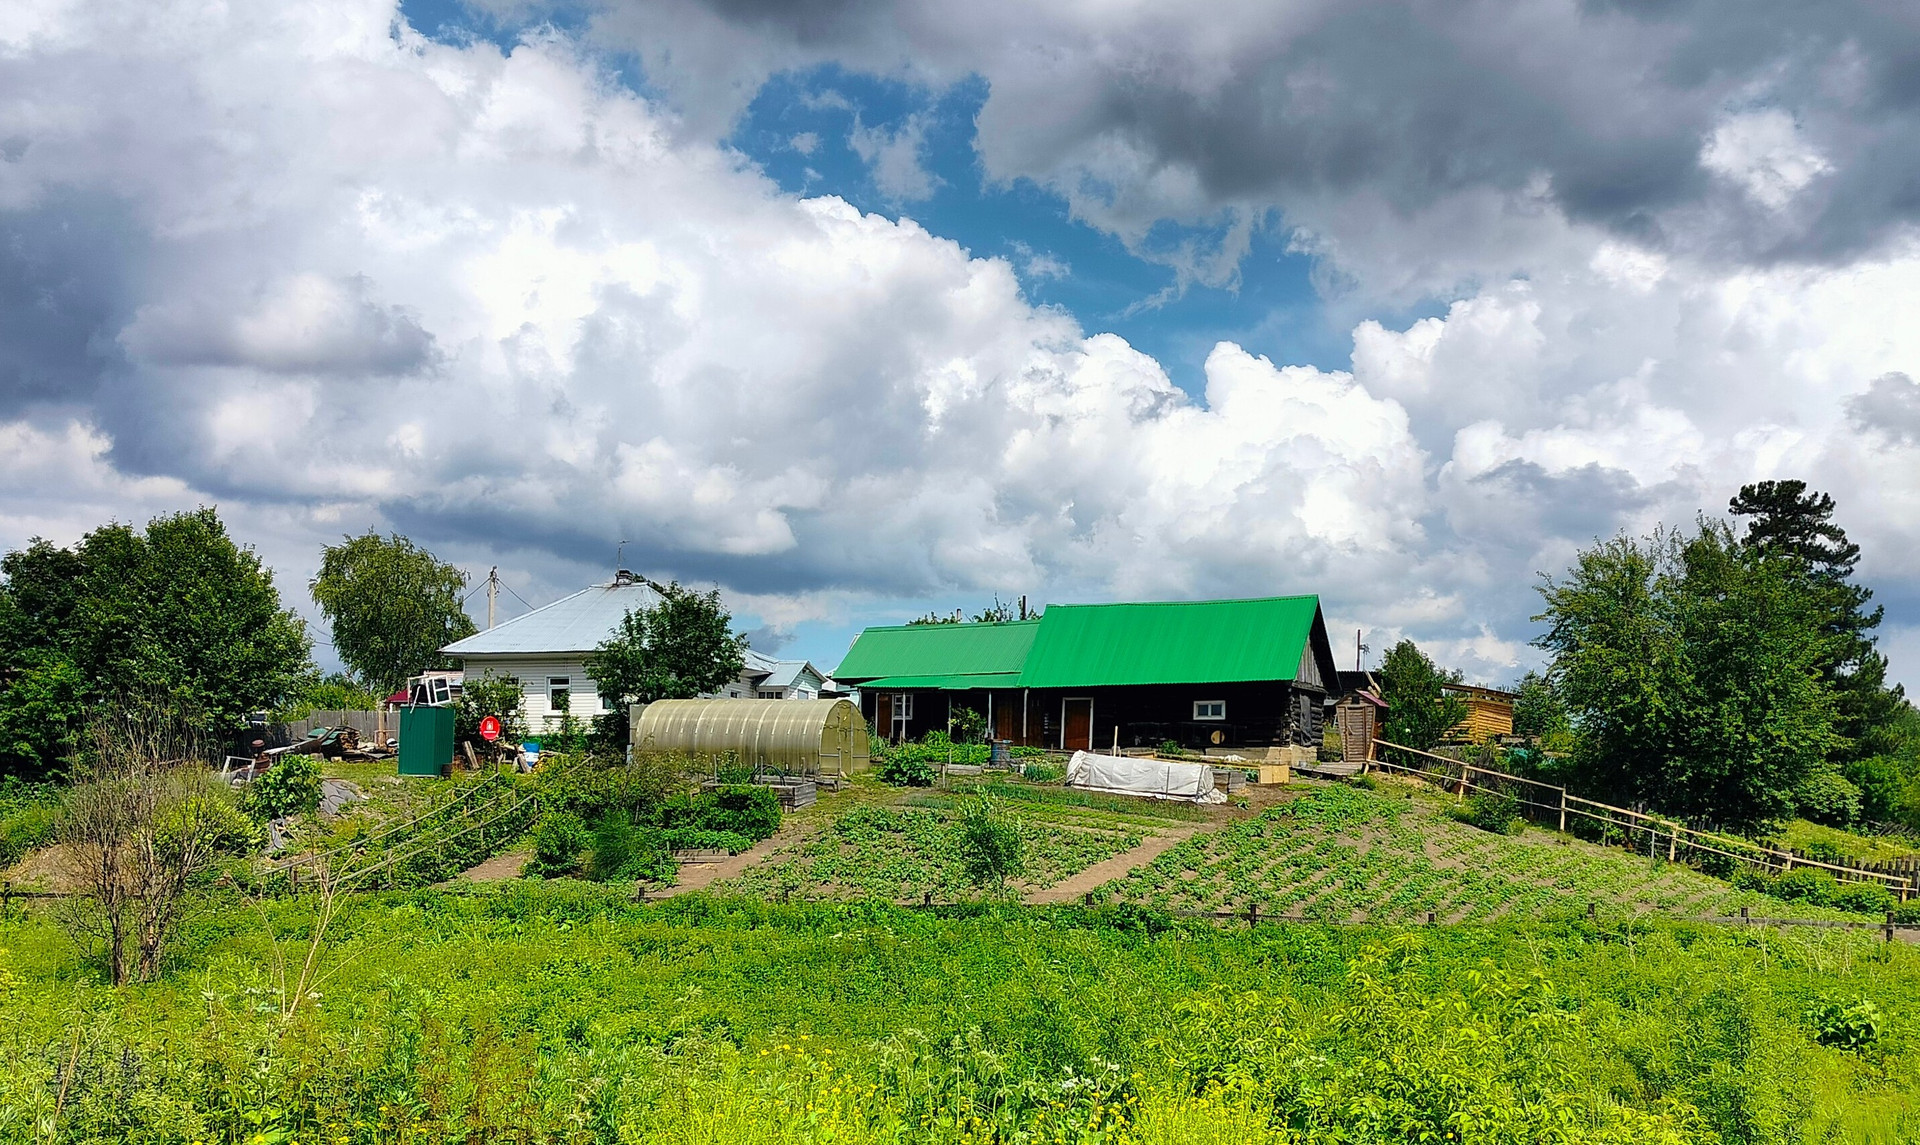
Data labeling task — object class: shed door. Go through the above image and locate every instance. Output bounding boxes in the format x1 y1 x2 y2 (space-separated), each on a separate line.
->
1062 698 1092 751
994 697 1016 742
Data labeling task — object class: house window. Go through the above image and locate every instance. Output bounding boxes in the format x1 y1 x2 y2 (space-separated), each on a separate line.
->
548 677 571 712
1193 700 1226 721
892 694 913 720
758 689 782 700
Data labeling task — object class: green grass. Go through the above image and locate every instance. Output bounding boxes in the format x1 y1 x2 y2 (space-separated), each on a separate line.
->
2 887 1917 1143
1103 782 1878 924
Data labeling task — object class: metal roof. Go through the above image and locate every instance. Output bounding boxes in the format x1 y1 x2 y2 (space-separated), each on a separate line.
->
1017 596 1321 687
759 660 819 689
834 596 1326 690
856 672 1024 691
832 619 1040 683
442 581 657 656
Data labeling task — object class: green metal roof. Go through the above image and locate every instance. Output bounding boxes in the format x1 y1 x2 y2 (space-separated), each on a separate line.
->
855 673 1024 691
832 619 1040 683
1016 595 1322 688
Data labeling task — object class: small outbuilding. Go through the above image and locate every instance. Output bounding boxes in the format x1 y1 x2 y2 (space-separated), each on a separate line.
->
630 698 871 777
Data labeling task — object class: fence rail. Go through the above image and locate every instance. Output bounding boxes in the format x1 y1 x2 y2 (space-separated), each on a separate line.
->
1367 739 1916 898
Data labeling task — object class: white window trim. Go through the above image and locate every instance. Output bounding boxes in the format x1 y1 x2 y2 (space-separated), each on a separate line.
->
891 694 913 720
548 676 571 710
1193 700 1226 721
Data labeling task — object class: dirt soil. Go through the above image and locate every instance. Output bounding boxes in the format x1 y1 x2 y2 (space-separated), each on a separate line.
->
654 820 821 899
455 851 531 882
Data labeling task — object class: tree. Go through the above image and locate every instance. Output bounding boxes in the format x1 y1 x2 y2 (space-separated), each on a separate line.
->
310 532 477 697
1729 480 1904 757
1534 523 1842 831
587 581 748 714
1510 671 1569 744
1377 640 1468 753
451 670 525 749
0 509 314 776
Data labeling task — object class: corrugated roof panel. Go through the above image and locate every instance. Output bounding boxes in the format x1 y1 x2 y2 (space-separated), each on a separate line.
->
855 672 1024 690
442 582 658 655
833 619 1040 681
1016 596 1320 687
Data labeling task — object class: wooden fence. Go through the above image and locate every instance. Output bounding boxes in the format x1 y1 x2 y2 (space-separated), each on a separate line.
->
260 710 389 748
1367 739 1917 899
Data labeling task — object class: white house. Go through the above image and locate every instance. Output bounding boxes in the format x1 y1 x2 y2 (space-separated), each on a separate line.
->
443 572 829 731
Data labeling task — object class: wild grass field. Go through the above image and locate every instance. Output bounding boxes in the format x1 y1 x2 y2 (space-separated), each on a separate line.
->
2 886 1917 1144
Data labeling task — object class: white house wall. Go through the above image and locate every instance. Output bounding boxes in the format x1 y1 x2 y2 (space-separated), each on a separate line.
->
458 655 606 731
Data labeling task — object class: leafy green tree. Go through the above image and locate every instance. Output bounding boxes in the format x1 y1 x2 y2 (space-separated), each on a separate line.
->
451 670 525 748
1534 523 1842 831
310 532 477 697
1377 640 1468 752
1729 480 1905 758
0 509 313 777
1510 671 1569 744
587 581 748 712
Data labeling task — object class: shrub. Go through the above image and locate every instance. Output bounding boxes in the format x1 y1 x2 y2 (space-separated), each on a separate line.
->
879 752 936 787
586 812 674 883
959 799 1024 896
1452 791 1521 835
1830 881 1896 915
1347 773 1379 791
1806 998 1883 1051
525 810 590 878
1796 771 1863 827
655 785 780 841
1772 868 1840 904
0 799 60 866
245 755 321 820
1893 901 1920 926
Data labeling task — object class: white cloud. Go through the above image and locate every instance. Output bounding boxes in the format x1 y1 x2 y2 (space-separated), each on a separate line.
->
1701 109 1834 211
848 111 939 202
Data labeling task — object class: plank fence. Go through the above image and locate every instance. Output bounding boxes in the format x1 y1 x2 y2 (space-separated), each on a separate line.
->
1366 738 1917 900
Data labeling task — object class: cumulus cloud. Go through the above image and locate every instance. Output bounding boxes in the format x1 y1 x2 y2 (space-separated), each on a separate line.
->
581 0 1920 293
4 0 1920 693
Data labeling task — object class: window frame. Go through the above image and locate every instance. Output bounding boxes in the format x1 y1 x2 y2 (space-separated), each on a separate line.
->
1192 700 1226 721
892 693 913 720
548 676 571 711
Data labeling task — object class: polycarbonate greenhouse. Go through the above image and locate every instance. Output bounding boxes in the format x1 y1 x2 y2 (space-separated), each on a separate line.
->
630 698 870 776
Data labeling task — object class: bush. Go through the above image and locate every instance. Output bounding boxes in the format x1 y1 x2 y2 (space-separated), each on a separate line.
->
879 752 936 787
586 812 674 883
1830 881 1896 915
660 827 754 854
1807 998 1883 1051
525 810 590 878
1893 901 1920 926
1452 791 1521 835
0 802 59 866
1347 773 1379 791
245 755 321 820
655 785 780 842
1796 770 1863 827
959 799 1024 896
1772 867 1840 904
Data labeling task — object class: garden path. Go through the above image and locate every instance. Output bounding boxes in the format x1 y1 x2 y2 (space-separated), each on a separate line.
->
1025 823 1213 904
655 819 821 898
456 851 531 882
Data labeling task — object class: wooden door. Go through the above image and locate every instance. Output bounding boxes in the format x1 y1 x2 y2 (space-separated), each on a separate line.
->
994 697 1017 743
1063 698 1092 751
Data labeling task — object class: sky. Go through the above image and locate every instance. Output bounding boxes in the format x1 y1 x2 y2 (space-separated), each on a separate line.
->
3 0 1920 686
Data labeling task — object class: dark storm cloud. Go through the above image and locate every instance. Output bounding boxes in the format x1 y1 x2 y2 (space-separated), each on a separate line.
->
1848 372 1920 444
0 194 144 415
595 0 1920 267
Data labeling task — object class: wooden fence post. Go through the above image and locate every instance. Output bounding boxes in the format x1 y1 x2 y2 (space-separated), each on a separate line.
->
1246 902 1259 928
1886 913 1897 944
1425 910 1436 925
1558 791 1567 834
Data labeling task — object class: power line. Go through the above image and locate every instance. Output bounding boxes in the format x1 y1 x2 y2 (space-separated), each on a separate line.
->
501 579 536 612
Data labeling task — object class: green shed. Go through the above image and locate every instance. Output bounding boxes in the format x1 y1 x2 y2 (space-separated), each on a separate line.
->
397 705 456 776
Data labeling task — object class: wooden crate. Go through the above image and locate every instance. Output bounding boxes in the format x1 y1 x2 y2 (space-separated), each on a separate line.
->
1256 763 1291 785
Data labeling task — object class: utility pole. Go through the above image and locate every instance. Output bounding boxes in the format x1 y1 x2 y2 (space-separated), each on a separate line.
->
487 567 498 630
1355 629 1364 673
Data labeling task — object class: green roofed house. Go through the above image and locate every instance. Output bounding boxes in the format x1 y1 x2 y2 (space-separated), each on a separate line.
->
833 596 1341 751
